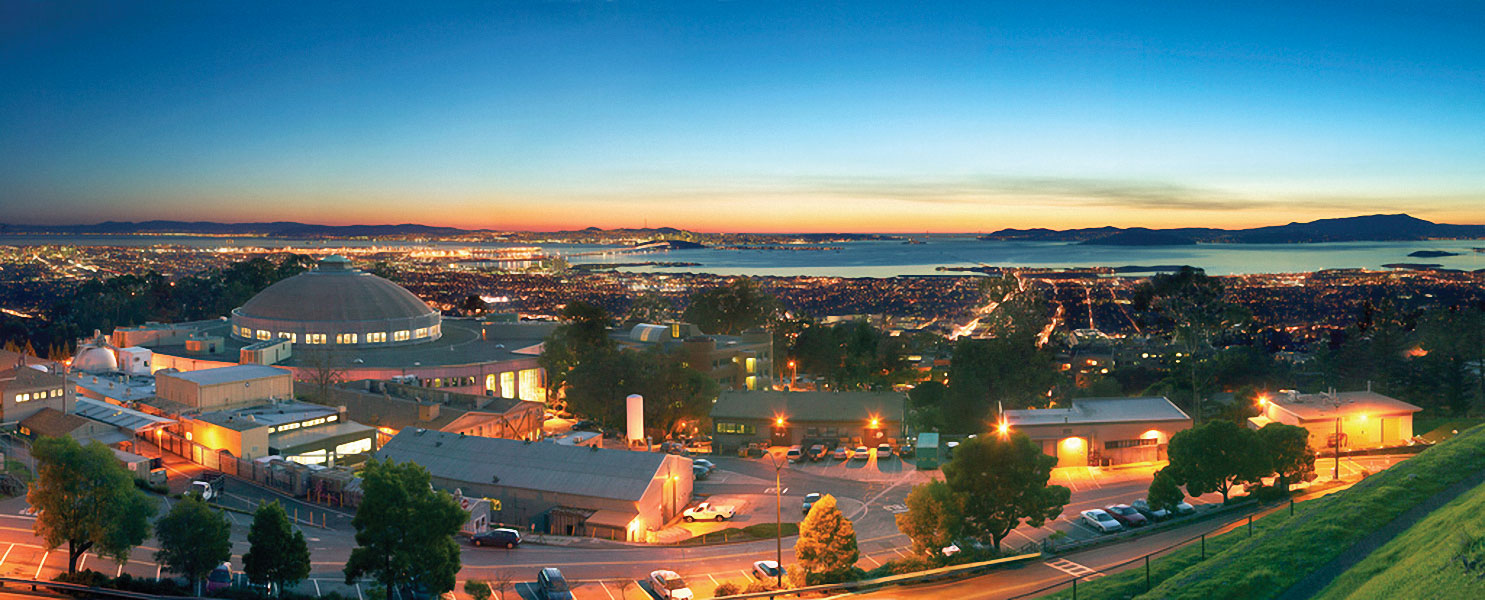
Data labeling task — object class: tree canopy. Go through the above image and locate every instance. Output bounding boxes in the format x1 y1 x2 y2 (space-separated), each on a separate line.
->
537 300 615 397
940 434 1070 551
790 320 911 390
1255 422 1315 490
1165 419 1266 502
243 501 312 595
683 279 777 335
28 436 155 574
1147 467 1185 512
344 459 467 595
561 348 719 437
794 494 859 580
895 480 962 557
154 495 233 594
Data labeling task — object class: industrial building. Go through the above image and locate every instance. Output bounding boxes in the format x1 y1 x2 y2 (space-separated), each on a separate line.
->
1249 390 1421 451
709 390 907 453
1003 397 1193 467
180 399 375 464
375 429 694 542
620 323 773 391
327 379 546 444
0 365 68 424
154 364 294 410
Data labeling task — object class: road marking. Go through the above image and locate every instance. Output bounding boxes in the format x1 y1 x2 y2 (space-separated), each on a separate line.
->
739 570 750 579
157 564 163 579
78 553 87 571
706 573 718 586
764 487 788 494
1085 467 1103 489
0 543 12 568
1045 558 1101 579
597 580 615 600
891 547 908 557
883 503 908 514
355 583 364 600
313 578 323 597
36 550 48 579
117 561 124 577
862 554 881 567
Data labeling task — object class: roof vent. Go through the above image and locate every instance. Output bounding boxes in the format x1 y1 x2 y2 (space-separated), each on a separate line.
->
491 475 500 484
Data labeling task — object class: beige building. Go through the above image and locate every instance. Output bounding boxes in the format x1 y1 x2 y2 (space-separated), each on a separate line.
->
155 365 293 410
622 323 773 392
1249 390 1421 451
180 400 374 464
709 390 906 453
0 365 67 424
1004 397 1193 467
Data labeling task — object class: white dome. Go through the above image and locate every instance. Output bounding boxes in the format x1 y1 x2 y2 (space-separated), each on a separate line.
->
73 345 118 373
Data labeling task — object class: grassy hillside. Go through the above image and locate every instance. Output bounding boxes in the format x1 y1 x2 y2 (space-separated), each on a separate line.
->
1041 422 1485 600
1313 477 1485 599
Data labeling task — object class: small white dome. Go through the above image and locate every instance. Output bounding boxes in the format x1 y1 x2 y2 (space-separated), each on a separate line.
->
74 345 118 373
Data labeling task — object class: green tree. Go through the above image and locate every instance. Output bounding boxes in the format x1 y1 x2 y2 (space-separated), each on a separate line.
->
463 581 491 600
28 437 155 574
243 501 312 595
895 480 963 558
945 337 1056 432
1132 267 1247 422
154 495 233 594
1255 423 1315 491
563 349 718 436
794 494 859 580
537 301 615 398
1165 419 1265 502
1147 467 1185 512
941 434 1070 551
344 459 467 596
683 279 777 335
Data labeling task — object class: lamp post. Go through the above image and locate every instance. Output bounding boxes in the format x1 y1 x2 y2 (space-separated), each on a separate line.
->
1320 392 1350 481
764 450 786 590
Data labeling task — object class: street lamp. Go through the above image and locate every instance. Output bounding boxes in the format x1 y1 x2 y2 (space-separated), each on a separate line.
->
764 451 786 591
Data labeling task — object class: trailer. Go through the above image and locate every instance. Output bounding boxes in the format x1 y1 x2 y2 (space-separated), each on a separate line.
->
915 432 940 470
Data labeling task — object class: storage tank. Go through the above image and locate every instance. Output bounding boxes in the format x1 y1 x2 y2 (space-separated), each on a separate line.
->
626 394 644 445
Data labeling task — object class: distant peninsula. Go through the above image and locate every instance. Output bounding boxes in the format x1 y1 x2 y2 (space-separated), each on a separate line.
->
1407 250 1461 258
981 214 1485 245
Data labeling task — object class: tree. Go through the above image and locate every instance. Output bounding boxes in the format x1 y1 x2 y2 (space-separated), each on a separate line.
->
944 337 1056 433
1147 468 1185 512
794 494 859 580
1255 423 1315 491
488 572 516 600
154 495 233 594
896 480 962 557
683 279 777 335
344 459 467 596
1165 419 1266 502
463 581 491 600
537 301 615 397
300 348 346 405
459 295 488 316
941 434 1070 551
563 349 718 436
243 501 312 595
1132 267 1247 422
28 437 155 574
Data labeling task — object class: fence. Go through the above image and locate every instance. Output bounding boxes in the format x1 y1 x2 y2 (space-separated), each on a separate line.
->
0 575 182 600
152 430 313 496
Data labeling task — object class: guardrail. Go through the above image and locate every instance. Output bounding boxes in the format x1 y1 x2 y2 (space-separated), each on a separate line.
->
0 575 187 600
716 552 1042 599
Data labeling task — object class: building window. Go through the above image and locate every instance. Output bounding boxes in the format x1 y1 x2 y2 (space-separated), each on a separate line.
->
305 334 327 344
16 393 30 403
499 372 516 399
414 327 429 339
1104 438 1159 450
336 333 358 344
256 330 271 341
326 414 338 422
336 438 372 456
394 330 411 342
279 332 297 343
52 389 63 398
431 324 441 337
518 369 541 402
367 332 387 343
716 422 756 435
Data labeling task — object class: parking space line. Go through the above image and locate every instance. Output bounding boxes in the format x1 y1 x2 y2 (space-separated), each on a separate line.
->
0 543 12 567
706 573 718 586
1085 467 1103 489
78 553 88 571
862 554 881 567
313 578 322 597
598 580 615 600
157 564 162 579
117 562 124 577
36 550 48 579
356 583 364 600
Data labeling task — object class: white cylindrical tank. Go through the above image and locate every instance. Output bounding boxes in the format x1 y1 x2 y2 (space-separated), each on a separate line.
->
626 394 644 444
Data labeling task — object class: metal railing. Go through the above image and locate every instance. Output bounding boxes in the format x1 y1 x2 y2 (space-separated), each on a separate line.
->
715 552 1042 599
0 575 194 600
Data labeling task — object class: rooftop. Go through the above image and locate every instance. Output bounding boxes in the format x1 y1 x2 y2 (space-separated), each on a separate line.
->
1267 390 1423 421
70 372 156 403
150 318 547 369
1005 397 1191 427
376 429 674 502
710 390 905 422
269 420 375 450
20 407 91 438
73 397 175 432
160 364 292 386
196 400 340 431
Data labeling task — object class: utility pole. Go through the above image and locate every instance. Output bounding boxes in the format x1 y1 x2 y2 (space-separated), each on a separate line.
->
766 451 785 591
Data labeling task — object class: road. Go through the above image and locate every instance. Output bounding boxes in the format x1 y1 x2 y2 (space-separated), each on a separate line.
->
0 443 1415 600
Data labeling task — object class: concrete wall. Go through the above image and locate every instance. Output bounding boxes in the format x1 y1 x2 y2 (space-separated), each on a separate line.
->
182 418 271 460
1 379 66 424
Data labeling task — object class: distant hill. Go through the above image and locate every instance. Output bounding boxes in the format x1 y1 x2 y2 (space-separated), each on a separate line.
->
0 220 476 237
983 214 1485 244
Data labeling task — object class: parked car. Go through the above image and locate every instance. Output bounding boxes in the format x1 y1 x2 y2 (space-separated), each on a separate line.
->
802 492 822 515
205 562 232 594
536 567 574 600
692 458 716 473
807 444 828 461
786 445 804 463
648 570 693 600
1081 509 1123 533
876 443 892 459
693 464 710 480
752 560 785 580
832 446 850 460
1131 498 1170 521
471 528 522 548
1174 501 1197 516
682 502 736 522
570 419 598 431
898 443 915 458
1104 504 1148 528
852 445 870 460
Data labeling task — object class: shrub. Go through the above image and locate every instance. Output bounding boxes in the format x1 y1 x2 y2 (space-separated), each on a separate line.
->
712 582 740 597
1252 484 1289 503
743 579 776 593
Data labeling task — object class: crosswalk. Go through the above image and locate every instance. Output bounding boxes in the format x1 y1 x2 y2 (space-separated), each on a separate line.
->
1044 558 1103 580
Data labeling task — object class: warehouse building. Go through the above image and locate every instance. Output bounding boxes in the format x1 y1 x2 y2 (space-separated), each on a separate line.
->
1248 390 1421 451
375 429 693 542
180 400 375 465
155 364 294 410
709 390 907 453
1003 397 1192 467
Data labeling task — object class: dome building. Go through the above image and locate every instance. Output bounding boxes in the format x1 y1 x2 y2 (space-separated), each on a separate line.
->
229 255 441 348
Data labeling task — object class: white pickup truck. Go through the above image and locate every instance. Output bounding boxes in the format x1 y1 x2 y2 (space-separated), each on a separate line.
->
682 502 736 522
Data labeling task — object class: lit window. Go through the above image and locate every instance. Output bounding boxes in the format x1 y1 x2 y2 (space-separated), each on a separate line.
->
335 438 372 456
431 324 441 337
394 330 411 342
17 393 29 403
414 327 429 339
306 334 327 344
256 330 271 341
52 389 63 398
500 372 516 398
367 332 387 343
279 332 297 343
336 333 358 344
518 369 541 402
326 414 338 422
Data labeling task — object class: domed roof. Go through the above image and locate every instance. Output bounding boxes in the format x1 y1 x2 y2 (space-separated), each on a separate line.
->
236 256 435 323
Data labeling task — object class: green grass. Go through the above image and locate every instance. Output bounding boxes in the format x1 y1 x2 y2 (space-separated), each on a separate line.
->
1313 477 1485 600
1415 417 1484 443
675 522 800 545
1039 420 1485 600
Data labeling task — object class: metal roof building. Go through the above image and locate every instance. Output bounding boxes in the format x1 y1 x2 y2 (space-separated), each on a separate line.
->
1004 396 1192 468
709 390 907 453
376 429 693 542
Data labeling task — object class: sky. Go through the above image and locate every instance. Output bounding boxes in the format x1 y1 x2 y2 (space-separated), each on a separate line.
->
2 1 1483 233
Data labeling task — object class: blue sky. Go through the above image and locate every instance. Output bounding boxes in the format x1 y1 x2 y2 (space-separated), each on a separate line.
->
2 1 1482 231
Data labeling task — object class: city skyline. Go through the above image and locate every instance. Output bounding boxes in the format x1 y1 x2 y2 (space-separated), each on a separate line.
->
3 1 1483 232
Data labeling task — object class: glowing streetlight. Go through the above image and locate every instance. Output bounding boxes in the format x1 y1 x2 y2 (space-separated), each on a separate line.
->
997 421 1010 437
869 418 880 428
774 416 786 427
